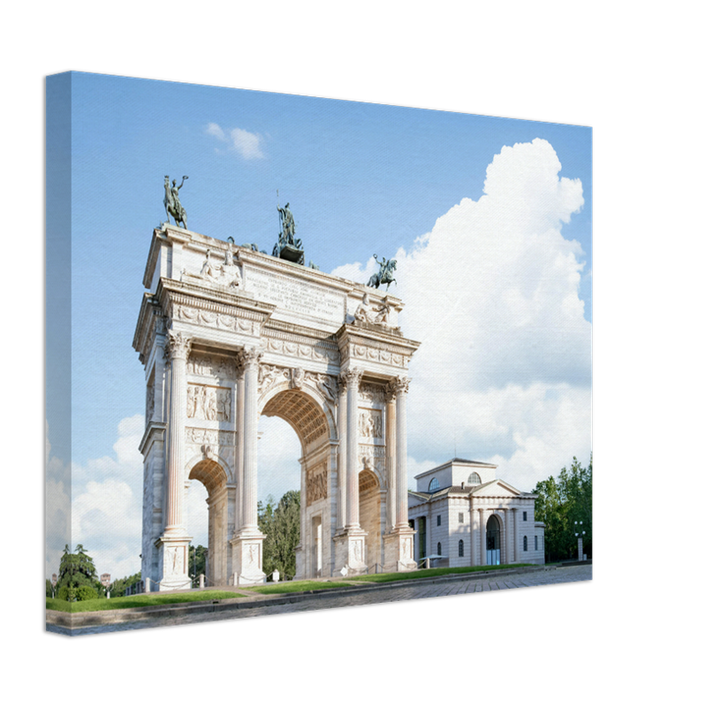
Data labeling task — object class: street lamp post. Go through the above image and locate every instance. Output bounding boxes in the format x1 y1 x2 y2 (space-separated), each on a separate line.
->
574 521 587 561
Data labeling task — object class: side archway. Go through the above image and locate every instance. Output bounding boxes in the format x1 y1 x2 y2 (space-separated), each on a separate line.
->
186 456 231 586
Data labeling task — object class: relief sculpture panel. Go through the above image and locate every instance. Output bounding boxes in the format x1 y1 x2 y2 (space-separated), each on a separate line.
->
306 463 328 505
187 384 232 422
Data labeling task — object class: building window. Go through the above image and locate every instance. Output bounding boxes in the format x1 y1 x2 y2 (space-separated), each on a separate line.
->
523 535 528 551
437 542 442 556
458 539 464 557
437 514 441 526
468 472 481 485
523 511 527 521
534 535 538 551
429 477 439 492
458 512 464 524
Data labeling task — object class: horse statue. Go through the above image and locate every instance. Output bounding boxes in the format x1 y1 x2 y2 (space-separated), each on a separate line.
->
163 175 189 229
367 254 397 290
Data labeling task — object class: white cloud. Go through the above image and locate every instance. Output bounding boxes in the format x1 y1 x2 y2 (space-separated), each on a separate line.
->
336 138 591 492
205 122 265 160
44 415 146 581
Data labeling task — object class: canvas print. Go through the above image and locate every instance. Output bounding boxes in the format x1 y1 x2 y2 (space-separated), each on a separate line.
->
45 72 592 635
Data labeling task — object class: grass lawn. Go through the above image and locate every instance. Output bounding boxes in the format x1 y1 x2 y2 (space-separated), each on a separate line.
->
348 563 534 584
46 564 537 611
46 590 245 613
249 581 353 595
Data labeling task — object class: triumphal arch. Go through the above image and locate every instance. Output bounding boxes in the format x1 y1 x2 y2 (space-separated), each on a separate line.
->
133 223 420 589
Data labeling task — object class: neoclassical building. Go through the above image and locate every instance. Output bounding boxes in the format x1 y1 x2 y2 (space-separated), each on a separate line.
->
133 224 419 589
408 459 545 567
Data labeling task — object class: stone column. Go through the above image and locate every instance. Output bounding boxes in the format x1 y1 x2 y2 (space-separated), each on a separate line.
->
157 331 193 591
240 347 261 532
345 368 362 529
394 376 411 529
513 508 519 563
381 376 416 572
384 383 397 530
163 332 191 537
233 364 245 532
230 346 266 585
337 374 348 530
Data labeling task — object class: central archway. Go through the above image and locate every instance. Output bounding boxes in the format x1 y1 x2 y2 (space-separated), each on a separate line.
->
259 380 337 579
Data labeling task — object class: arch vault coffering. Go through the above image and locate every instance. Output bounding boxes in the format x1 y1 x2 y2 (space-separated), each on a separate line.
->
261 388 331 452
135 224 421 590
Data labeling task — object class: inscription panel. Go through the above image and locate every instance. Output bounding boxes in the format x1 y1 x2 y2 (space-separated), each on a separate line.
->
245 268 345 322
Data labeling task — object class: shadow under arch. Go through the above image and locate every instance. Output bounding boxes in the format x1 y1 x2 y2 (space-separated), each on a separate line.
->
359 465 383 573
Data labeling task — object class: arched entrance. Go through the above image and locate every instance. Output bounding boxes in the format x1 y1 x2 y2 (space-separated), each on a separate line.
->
186 456 230 586
486 514 502 565
259 380 335 579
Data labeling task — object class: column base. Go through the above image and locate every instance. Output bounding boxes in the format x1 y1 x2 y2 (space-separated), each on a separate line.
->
155 535 192 592
382 527 417 573
332 527 368 576
230 530 267 585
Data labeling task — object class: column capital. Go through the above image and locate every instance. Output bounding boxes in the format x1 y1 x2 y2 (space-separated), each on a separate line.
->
164 331 192 361
390 375 411 396
236 346 263 373
342 367 363 387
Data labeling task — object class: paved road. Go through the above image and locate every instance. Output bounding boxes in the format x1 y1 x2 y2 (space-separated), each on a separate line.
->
47 564 591 636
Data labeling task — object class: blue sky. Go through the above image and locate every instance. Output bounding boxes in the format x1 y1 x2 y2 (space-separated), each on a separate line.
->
46 71 591 578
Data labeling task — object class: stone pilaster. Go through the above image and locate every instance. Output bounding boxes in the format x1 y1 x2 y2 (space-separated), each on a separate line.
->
393 376 410 529
512 508 519 563
384 382 397 530
336 374 348 530
479 508 487 566
470 499 477 566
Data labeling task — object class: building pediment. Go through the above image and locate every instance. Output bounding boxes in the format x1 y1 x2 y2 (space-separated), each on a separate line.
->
469 479 523 498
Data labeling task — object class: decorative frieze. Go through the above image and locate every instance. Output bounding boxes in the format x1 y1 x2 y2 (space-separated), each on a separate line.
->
262 334 341 365
351 344 406 368
175 303 256 336
258 363 338 405
359 382 386 406
187 353 236 380
306 463 328 505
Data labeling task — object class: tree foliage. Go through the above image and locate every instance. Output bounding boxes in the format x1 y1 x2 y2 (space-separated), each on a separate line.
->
108 572 142 598
532 455 592 562
189 545 207 587
56 544 101 601
258 490 300 581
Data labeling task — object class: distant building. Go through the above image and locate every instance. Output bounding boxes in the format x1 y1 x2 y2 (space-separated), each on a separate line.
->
100 573 111 587
408 459 545 568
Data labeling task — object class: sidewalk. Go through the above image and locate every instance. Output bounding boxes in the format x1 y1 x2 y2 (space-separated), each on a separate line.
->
46 562 592 635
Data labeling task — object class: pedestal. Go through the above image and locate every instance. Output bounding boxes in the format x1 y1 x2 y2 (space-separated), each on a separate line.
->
382 527 417 573
156 535 192 591
333 528 368 576
230 531 267 585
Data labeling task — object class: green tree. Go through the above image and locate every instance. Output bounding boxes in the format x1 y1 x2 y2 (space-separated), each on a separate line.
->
56 544 101 601
533 455 592 562
109 572 142 597
188 545 207 587
258 490 300 581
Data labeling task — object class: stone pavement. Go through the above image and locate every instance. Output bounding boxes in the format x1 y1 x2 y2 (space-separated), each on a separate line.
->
46 563 591 636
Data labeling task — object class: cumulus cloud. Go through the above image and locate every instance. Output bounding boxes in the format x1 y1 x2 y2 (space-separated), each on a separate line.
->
45 415 146 581
205 122 265 160
334 138 591 492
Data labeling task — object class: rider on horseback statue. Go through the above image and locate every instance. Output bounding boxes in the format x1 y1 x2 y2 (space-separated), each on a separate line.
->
163 175 189 230
367 254 397 290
